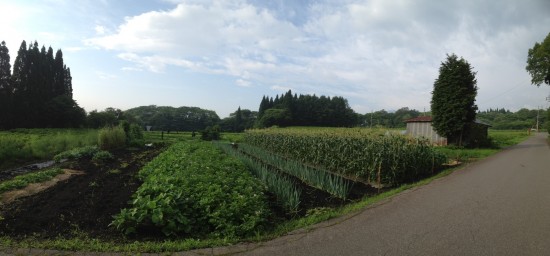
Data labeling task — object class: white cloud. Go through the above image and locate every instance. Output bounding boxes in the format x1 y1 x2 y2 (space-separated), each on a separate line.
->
236 79 252 87
271 85 292 92
84 0 550 113
94 25 107 35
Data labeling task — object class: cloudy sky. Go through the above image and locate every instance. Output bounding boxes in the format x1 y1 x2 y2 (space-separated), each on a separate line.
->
1 0 550 117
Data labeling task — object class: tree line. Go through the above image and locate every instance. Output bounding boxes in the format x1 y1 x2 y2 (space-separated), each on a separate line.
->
256 90 357 128
0 40 84 129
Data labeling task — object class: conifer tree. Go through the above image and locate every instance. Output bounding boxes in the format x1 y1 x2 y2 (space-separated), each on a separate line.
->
431 54 478 146
0 41 12 128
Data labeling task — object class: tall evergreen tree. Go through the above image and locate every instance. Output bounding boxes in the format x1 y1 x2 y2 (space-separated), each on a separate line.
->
0 41 12 128
431 54 478 146
235 106 243 132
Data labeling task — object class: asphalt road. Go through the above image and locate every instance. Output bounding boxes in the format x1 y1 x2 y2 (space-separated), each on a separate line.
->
236 132 550 256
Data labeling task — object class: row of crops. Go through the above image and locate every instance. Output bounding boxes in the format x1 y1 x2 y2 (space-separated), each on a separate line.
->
113 127 447 237
111 141 270 237
244 128 447 186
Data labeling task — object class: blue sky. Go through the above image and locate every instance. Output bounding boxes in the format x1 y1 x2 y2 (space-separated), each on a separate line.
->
1 0 550 118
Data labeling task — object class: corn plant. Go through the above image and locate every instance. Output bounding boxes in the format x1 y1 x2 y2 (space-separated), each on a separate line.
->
244 127 447 186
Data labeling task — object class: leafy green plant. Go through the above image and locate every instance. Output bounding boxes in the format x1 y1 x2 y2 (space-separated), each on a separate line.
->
53 145 99 163
112 141 270 238
92 150 114 163
217 142 301 212
0 168 64 194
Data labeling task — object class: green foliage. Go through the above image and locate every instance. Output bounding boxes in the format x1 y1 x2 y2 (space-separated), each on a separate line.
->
244 128 446 186
256 108 291 128
53 145 99 162
98 126 126 150
0 168 64 194
478 108 547 130
0 129 98 170
431 54 478 145
200 125 221 141
112 141 270 237
238 143 352 199
86 108 122 128
124 105 220 132
118 120 144 146
526 32 550 86
256 90 357 128
217 142 301 213
91 150 114 163
2 40 83 129
219 107 257 132
359 107 422 128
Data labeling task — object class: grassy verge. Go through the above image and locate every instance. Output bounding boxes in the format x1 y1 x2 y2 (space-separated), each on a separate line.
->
434 130 531 162
0 130 532 253
0 168 64 194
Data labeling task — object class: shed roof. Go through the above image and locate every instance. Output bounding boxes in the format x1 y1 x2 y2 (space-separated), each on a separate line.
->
404 116 491 127
404 116 432 123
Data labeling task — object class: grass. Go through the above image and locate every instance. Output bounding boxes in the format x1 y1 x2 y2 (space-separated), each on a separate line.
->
435 130 531 162
0 129 98 171
0 129 532 253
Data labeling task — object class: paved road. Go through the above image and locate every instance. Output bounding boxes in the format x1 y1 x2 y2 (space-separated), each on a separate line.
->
234 132 550 256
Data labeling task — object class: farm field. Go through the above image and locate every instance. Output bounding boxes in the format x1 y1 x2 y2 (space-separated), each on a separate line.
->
0 127 532 253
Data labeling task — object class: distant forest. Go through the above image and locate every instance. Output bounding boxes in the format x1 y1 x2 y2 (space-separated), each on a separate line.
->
256 90 357 128
0 40 84 129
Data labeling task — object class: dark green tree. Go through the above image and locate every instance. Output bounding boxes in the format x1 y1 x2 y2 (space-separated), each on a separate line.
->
0 41 12 128
526 32 550 86
235 106 243 132
431 54 478 146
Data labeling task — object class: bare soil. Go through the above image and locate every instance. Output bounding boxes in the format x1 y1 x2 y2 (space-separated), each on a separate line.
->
0 146 165 240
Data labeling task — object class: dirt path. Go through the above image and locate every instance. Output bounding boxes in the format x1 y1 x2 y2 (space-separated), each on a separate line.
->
233 132 550 255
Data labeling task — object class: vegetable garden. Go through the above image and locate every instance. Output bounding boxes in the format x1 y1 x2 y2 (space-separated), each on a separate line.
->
0 127 528 253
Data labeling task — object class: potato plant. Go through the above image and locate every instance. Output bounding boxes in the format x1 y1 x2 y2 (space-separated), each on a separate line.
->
111 141 270 238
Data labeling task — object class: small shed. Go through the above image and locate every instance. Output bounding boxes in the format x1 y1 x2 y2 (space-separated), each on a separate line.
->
405 116 491 146
404 116 447 145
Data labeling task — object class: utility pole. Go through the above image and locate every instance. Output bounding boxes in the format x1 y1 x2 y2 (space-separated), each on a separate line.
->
536 106 540 132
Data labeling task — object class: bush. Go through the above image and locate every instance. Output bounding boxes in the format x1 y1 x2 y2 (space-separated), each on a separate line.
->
118 121 144 147
200 125 221 141
98 126 126 150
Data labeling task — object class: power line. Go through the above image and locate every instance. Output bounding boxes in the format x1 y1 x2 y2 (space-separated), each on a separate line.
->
479 82 524 106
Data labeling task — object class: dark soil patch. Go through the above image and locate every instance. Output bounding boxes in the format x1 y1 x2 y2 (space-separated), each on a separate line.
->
0 146 165 240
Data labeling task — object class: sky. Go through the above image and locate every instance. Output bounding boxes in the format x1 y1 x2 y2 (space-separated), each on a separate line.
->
1 0 550 118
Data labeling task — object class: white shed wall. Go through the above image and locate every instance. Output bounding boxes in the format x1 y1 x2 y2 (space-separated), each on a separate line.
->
406 122 447 145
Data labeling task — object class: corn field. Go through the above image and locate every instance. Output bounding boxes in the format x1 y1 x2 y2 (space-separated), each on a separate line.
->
244 128 447 186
